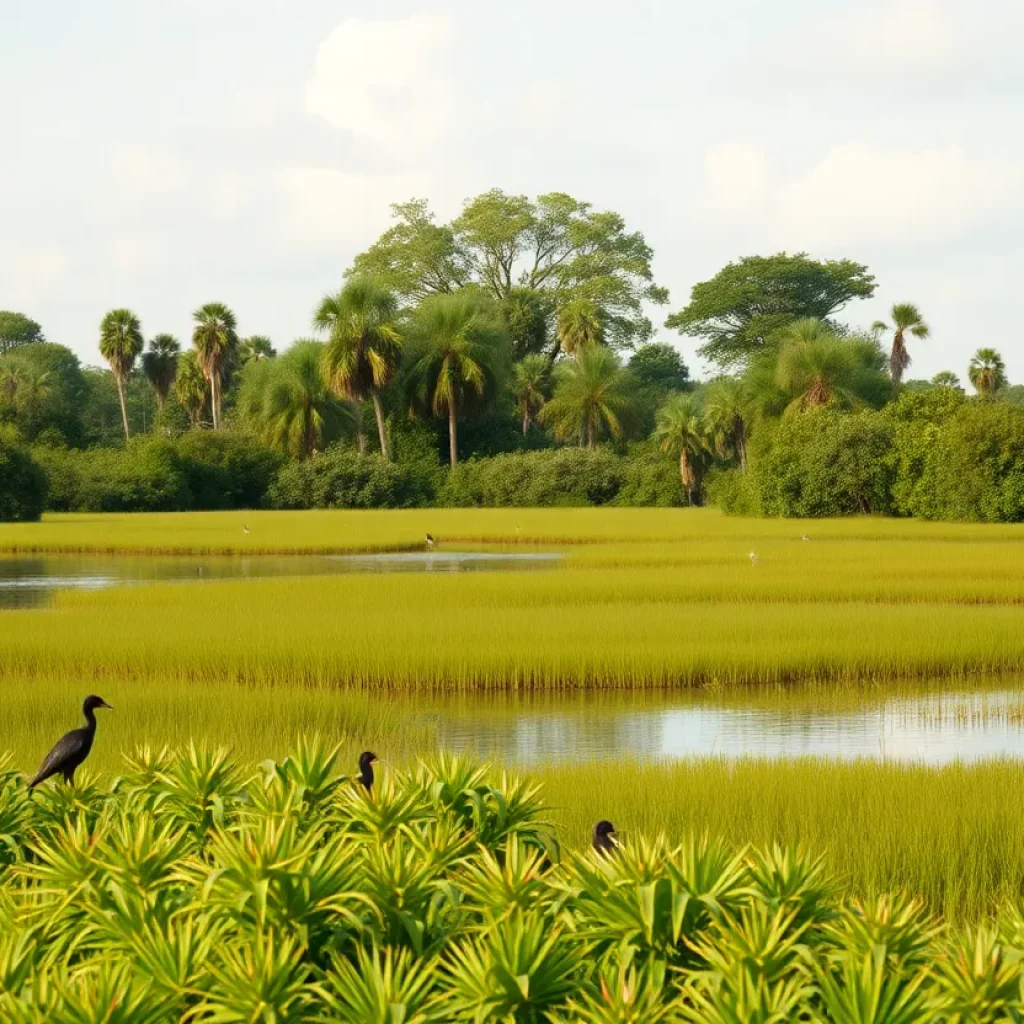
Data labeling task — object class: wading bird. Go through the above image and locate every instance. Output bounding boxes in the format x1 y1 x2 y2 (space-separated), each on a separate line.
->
425 533 435 550
801 534 810 542
29 695 113 790
243 525 251 535
749 551 759 566
357 751 379 792
593 820 618 855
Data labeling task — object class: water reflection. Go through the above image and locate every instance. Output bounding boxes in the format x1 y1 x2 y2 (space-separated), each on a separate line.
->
429 689 1024 765
0 551 562 609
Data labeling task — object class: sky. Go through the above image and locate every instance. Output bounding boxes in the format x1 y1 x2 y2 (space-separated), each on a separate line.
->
2 0 1022 384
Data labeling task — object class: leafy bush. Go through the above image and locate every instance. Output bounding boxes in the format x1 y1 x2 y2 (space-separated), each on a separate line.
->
0 430 47 521
740 409 896 517
614 442 685 506
5 742 1024 1021
706 466 763 515
175 430 281 509
911 400 1024 522
268 446 437 509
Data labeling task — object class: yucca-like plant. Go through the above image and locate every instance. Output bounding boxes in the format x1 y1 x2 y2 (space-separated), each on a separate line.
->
812 945 933 1024
929 926 1024 1022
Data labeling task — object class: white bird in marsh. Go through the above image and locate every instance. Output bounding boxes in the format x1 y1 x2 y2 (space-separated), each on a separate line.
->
425 533 435 550
243 525 251 535
801 534 810 542
749 551 759 566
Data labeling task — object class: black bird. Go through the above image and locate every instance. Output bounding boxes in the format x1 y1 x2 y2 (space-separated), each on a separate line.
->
357 751 379 792
592 820 618 855
29 695 113 790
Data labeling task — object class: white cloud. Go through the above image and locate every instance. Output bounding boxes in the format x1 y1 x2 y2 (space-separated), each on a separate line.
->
305 15 456 153
700 143 767 214
110 143 188 196
777 143 1021 246
0 244 67 305
275 167 426 248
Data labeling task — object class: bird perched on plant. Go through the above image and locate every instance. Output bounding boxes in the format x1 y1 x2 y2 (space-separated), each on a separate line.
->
357 751 379 792
593 820 618 855
29 695 113 790
749 551 759 566
425 533 435 550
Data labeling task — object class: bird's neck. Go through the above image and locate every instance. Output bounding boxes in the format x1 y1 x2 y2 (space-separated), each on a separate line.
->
83 706 97 730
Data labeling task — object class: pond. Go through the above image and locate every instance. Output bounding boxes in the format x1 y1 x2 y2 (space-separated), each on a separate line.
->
0 551 563 609
423 687 1024 766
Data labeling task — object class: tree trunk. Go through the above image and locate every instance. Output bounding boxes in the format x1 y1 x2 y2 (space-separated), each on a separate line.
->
210 372 220 430
371 390 390 461
522 408 530 435
736 422 748 472
448 398 458 468
586 420 595 449
116 376 131 441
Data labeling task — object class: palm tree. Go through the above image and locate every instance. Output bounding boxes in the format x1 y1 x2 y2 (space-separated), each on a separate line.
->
968 348 1007 397
239 336 276 365
407 291 509 468
775 335 868 412
0 362 23 404
512 355 550 434
319 278 403 461
932 370 961 389
554 298 601 361
140 334 180 411
872 303 930 384
703 377 750 470
191 302 238 429
174 351 209 428
540 346 638 449
654 392 711 506
98 308 144 440
238 340 352 458
778 318 835 347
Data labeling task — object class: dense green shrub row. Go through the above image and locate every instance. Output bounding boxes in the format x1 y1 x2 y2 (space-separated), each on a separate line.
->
0 430 47 522
712 392 1024 521
5 741 1024 1021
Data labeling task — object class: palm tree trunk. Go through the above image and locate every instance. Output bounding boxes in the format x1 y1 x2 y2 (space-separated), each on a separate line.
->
210 373 220 430
586 420 595 449
736 422 748 472
448 398 458 468
522 408 530 435
371 390 390 461
116 376 131 441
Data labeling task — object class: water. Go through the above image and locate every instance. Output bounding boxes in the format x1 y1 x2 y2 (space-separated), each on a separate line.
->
426 688 1024 766
0 551 562 609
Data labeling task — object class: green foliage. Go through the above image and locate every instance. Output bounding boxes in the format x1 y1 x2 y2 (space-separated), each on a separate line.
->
654 392 711 505
352 190 667 349
174 351 209 428
269 447 437 510
872 302 930 383
667 253 876 369
512 354 552 435
0 311 45 354
628 342 690 392
0 431 47 521
192 302 239 430
140 333 181 409
80 367 158 444
4 745 1024 1020
968 348 1008 396
0 343 87 444
541 347 640 449
501 286 552 359
742 409 896 517
173 431 281 510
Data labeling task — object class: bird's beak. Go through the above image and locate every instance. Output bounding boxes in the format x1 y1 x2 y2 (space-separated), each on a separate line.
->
100 701 114 710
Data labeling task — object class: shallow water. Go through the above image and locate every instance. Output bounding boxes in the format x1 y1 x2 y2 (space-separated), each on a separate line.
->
424 687 1024 765
0 551 562 609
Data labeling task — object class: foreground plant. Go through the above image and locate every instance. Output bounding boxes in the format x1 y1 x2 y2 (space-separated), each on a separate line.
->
3 741 1024 1020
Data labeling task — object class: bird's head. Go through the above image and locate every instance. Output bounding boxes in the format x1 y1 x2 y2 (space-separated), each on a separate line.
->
358 751 379 772
594 820 616 838
84 695 113 712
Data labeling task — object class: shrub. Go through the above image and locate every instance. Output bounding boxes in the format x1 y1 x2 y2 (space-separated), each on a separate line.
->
706 466 762 516
0 430 47 521
175 430 281 510
743 409 896 517
614 443 685 507
268 446 437 509
911 401 1024 522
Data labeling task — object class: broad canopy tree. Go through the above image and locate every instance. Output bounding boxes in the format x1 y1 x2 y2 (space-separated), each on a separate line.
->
351 190 668 353
0 311 45 355
666 253 876 369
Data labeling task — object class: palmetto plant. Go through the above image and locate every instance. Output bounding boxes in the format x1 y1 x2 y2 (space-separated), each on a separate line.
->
556 297 603 360
99 308 144 440
140 333 181 411
872 303 930 384
318 278 404 460
4 741 1024 1021
653 393 711 506
173 351 209 428
968 348 1008 397
512 354 551 434
191 302 239 430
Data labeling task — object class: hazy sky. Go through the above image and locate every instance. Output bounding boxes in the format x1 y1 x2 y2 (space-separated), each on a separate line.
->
3 0 1022 383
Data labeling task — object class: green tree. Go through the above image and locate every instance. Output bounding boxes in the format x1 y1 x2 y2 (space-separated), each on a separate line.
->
98 308 144 440
192 302 238 429
555 297 602 360
239 336 276 364
653 392 711 505
628 343 690 392
0 311 44 355
319 278 404 461
512 355 550 434
872 302 930 383
932 370 961 389
968 348 1007 396
174 351 209 428
140 334 181 411
500 286 551 359
406 291 510 467
540 346 638 449
238 340 352 458
703 377 750 470
666 253 876 369
0 343 86 443
352 190 667 349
